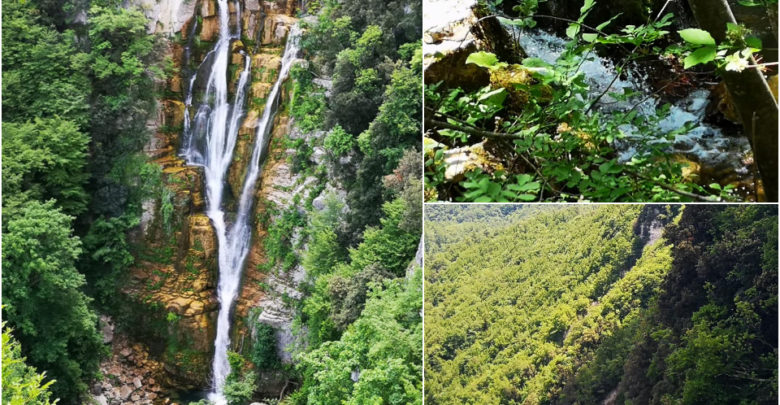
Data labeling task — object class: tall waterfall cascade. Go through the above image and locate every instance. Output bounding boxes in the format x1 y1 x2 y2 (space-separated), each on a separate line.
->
179 0 301 401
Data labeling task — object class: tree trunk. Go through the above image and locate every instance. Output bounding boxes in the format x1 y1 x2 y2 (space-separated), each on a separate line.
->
687 0 778 201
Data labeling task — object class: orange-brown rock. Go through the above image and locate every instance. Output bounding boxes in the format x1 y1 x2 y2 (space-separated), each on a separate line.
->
200 16 219 41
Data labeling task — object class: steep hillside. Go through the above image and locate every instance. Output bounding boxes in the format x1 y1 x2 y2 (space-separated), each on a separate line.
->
425 205 777 405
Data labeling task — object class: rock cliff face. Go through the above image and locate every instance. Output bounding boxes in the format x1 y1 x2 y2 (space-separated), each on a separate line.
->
115 0 301 400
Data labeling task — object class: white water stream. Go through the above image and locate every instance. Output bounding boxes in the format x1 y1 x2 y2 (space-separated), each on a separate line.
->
515 30 751 173
179 1 301 401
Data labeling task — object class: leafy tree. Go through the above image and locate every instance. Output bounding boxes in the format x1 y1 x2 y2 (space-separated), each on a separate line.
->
296 271 422 405
424 205 777 405
79 214 139 308
1 0 90 127
251 323 280 370
2 324 58 405
2 119 90 217
2 201 104 402
343 52 422 242
86 5 159 217
349 198 420 277
323 125 356 156
223 351 257 405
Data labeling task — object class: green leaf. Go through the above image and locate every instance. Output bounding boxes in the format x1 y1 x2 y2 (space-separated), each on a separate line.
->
497 16 525 27
478 88 507 108
678 29 716 46
683 46 716 69
518 193 537 201
464 189 486 200
745 36 762 51
580 0 596 14
582 33 599 43
466 51 500 69
522 58 552 68
566 23 581 39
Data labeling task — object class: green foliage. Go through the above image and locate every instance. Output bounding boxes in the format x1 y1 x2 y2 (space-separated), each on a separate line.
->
1 0 90 127
289 66 327 133
79 214 138 308
621 206 778 404
285 137 314 174
296 271 422 405
2 201 105 402
2 118 90 216
303 194 349 278
345 54 422 242
263 207 306 271
278 2 423 403
348 199 420 277
425 3 745 202
2 324 58 405
1 4 158 401
465 51 504 69
85 4 159 217
424 205 777 404
323 125 355 156
223 351 258 405
166 312 181 324
251 323 280 370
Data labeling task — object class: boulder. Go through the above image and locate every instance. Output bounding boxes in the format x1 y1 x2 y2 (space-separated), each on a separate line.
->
120 385 133 400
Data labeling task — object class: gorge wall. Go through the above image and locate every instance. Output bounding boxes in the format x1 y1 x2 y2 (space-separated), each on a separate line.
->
92 0 316 402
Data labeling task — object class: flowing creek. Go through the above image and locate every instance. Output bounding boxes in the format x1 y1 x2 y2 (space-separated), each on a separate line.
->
179 0 301 401
513 30 754 194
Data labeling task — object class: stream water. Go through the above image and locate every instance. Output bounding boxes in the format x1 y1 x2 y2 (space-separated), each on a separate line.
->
179 0 301 401
514 30 753 186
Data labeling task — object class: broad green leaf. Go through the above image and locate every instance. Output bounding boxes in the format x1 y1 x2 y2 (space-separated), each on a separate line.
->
518 193 537 201
478 88 507 108
745 36 762 51
683 46 716 69
566 23 581 39
466 51 499 69
678 28 716 46
582 33 598 43
522 57 552 68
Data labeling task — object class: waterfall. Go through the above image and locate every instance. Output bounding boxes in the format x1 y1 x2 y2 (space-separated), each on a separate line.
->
179 0 301 402
513 30 751 174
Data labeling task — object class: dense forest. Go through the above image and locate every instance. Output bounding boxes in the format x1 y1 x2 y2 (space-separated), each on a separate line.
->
425 204 778 404
424 0 779 202
2 0 422 404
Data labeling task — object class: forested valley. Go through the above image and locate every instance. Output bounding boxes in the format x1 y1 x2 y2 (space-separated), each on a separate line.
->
2 0 422 404
425 205 778 404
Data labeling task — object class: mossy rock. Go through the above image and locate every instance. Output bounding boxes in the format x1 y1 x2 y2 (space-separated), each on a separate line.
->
489 64 553 110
